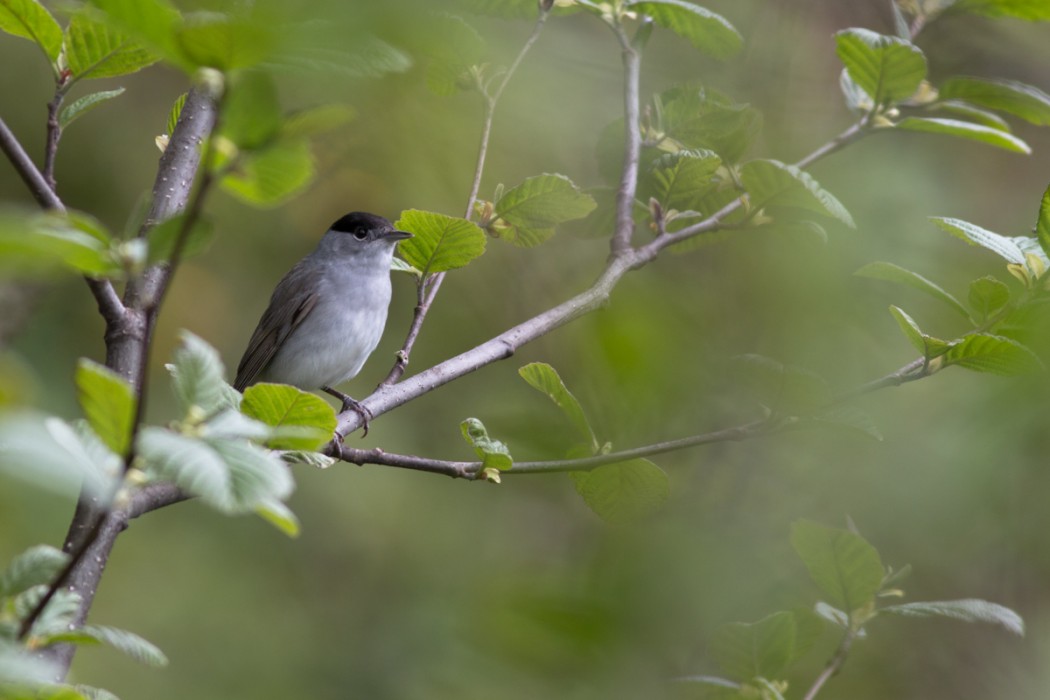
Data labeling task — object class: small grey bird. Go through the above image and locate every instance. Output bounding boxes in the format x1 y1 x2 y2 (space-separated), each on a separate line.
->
234 212 411 431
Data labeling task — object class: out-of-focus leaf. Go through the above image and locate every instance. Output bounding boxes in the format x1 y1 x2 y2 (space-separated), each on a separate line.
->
570 459 669 525
791 519 884 613
0 0 62 61
280 449 337 469
165 92 187 136
711 611 797 681
491 174 596 247
655 85 762 163
71 625 169 667
856 261 970 319
0 545 68 598
943 333 1043 375
240 383 336 451
732 354 831 414
146 214 214 263
968 276 1010 321
64 12 157 81
419 13 485 96
739 160 855 228
628 0 742 60
220 70 281 150
881 599 1024 635
221 141 315 207
75 358 135 455
1036 183 1050 261
812 406 884 441
165 330 231 416
931 217 1026 264
835 28 926 105
0 413 115 498
86 0 184 67
175 11 275 71
940 77 1050 124
888 305 952 358
255 497 301 537
59 89 126 129
266 36 411 78
518 362 597 449
395 209 486 275
643 148 723 210
460 418 513 471
280 104 355 139
208 438 294 508
896 117 1030 153
951 0 1050 19
0 210 119 278
934 100 1011 130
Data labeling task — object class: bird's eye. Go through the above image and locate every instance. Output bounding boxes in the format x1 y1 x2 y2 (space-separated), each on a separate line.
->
352 227 368 241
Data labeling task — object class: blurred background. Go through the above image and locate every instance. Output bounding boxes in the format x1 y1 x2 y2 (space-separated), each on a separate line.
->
3 1 1050 698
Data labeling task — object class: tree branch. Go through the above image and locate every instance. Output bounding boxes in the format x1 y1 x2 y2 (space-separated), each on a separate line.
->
378 7 551 389
802 626 856 700
610 24 642 256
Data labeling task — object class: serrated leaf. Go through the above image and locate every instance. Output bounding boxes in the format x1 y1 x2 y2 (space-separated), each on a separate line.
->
570 459 669 525
0 638 65 685
628 0 741 60
644 149 723 211
75 358 135 455
491 174 597 247
221 140 314 207
146 214 214 263
280 449 336 469
940 76 1050 125
255 497 301 537
77 625 168 667
711 611 797 681
835 28 926 105
951 0 1050 19
165 92 186 136
265 34 411 78
968 276 1011 321
197 408 272 442
395 209 486 275
0 545 68 598
167 330 229 415
59 88 127 129
881 599 1024 635
137 427 231 509
518 362 597 449
175 12 275 71
739 160 855 228
86 0 185 68
896 117 1030 154
791 520 885 613
460 418 513 471
943 333 1043 375
0 0 63 61
208 438 294 507
652 85 762 163
64 12 157 81
856 261 970 319
931 217 1026 264
74 685 121 700
0 413 115 498
420 13 485 96
240 383 336 451
390 256 422 277
732 354 831 415
20 588 81 639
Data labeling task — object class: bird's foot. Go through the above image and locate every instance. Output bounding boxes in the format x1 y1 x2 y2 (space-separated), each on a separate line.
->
322 386 373 438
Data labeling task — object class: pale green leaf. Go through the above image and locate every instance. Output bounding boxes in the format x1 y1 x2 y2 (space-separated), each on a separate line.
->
1036 183 1050 261
0 413 116 498
570 459 669 525
460 418 513 471
896 117 1030 154
59 88 126 129
0 545 68 598
968 276 1011 320
888 305 952 358
166 330 230 415
75 358 135 455
651 85 762 163
739 159 855 228
931 217 1026 264
240 383 336 451
21 588 81 639
791 519 884 612
0 0 62 61
492 174 597 247
137 427 231 508
220 70 281 150
86 0 185 68
951 0 1050 20
175 12 275 71
711 611 797 681
420 14 485 96
77 624 169 666
65 12 157 81
146 214 214 263
280 449 337 469
941 76 1050 124
390 256 422 277
255 497 301 537
881 599 1024 635
943 333 1043 375
644 148 723 211
628 0 742 60
265 37 411 79
208 438 294 507
221 141 315 207
395 209 486 275
518 362 597 449
732 354 831 415
280 104 356 139
855 261 970 319
934 100 1011 131
835 28 926 104
0 210 118 277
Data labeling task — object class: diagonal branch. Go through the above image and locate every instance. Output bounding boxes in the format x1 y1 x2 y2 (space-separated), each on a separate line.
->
610 24 643 256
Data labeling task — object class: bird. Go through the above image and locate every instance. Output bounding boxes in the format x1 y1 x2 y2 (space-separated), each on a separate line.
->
233 211 411 434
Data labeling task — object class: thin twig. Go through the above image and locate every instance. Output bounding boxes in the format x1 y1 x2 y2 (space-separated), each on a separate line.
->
377 7 551 389
610 24 642 256
43 92 63 191
802 627 856 700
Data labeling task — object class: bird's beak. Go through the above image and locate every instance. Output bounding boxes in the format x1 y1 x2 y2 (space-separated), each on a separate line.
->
384 230 413 241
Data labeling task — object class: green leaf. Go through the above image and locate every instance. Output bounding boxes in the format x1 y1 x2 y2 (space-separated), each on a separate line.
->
739 160 855 228
240 383 336 451
951 0 1050 19
64 12 157 81
0 413 116 498
280 104 356 140
943 333 1043 375
0 545 68 598
628 1 742 60
790 519 885 613
968 276 1011 321
518 362 598 450
0 0 63 61
20 588 81 639
710 612 797 682
1036 183 1050 261
940 76 1050 124
208 438 294 508
811 406 884 441
934 100 1012 131
280 449 337 470
653 85 762 163
732 354 831 415
265 36 411 79
644 148 723 211
856 261 970 319
835 28 926 105
165 330 230 416
77 625 168 666
86 0 185 68
0 210 119 278
221 141 315 207
419 14 485 96
176 12 275 71
896 117 1031 154
75 358 135 455
491 174 597 247
395 209 486 275
146 214 214 263
255 497 301 537
570 459 669 525
390 256 422 277
931 217 1026 264
59 88 126 129
455 0 544 18
460 418 513 471
881 599 1024 636
219 71 282 151
137 427 231 508
74 686 121 700
888 305 952 358
165 92 187 136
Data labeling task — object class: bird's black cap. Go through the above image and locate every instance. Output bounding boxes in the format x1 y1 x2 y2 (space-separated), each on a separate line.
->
330 211 393 233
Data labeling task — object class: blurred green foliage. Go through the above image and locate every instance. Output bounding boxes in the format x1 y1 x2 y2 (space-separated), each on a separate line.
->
4 0 1050 698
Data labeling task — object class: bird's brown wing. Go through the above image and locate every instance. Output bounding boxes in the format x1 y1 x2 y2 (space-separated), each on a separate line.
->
233 263 319 391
